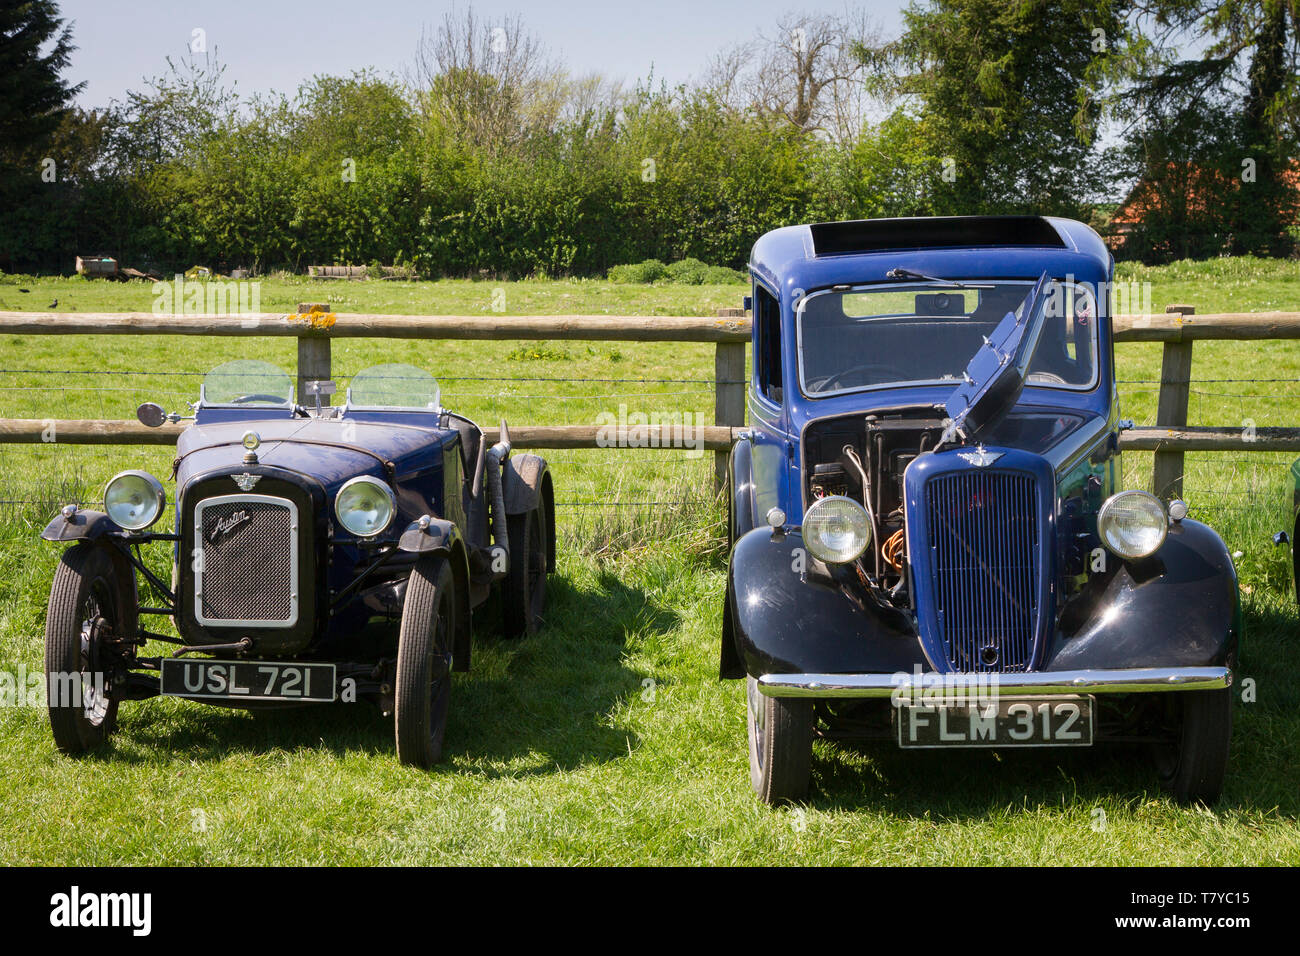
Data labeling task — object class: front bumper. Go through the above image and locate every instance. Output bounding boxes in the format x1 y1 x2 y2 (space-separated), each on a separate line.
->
756 666 1232 698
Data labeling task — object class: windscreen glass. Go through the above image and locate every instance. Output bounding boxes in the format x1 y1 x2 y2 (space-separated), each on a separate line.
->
798 281 1098 396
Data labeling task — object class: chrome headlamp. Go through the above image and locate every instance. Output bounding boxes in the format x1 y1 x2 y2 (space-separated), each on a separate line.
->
802 495 872 564
334 476 396 538
103 470 166 531
1098 490 1168 560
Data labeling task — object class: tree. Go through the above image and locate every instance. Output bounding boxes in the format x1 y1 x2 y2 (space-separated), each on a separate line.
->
865 0 1128 217
1110 92 1243 261
1119 1 1299 255
707 11 880 143
106 50 235 174
410 6 565 151
292 71 417 157
0 0 82 163
808 110 943 219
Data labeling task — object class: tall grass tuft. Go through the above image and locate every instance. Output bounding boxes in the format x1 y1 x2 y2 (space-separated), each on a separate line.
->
561 479 726 563
0 474 98 534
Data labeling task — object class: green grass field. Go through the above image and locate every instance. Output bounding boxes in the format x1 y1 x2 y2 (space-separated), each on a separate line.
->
1 259 1298 865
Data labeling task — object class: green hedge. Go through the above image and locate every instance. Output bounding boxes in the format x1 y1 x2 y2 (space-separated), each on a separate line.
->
2 74 964 276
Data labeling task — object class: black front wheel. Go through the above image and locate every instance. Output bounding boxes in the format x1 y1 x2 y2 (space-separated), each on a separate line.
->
502 505 548 638
746 675 813 805
394 556 455 768
44 543 130 754
1152 688 1232 805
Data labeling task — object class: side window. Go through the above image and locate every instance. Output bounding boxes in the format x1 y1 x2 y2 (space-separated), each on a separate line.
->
754 285 782 404
1026 282 1098 388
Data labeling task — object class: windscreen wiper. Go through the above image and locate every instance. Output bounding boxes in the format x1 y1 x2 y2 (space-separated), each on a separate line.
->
885 268 992 289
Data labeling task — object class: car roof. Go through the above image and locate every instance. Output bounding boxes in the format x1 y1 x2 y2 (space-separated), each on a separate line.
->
748 216 1112 294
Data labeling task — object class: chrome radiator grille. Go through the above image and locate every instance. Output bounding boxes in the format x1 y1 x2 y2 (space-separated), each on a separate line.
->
924 471 1040 672
194 494 299 627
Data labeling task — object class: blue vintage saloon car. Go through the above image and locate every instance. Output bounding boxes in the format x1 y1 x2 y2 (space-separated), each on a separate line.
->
722 216 1239 805
40 361 554 766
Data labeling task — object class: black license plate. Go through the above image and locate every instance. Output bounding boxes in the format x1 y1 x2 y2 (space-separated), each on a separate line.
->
896 695 1093 748
160 659 336 702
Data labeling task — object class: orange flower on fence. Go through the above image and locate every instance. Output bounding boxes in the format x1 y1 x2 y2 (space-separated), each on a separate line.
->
288 307 337 330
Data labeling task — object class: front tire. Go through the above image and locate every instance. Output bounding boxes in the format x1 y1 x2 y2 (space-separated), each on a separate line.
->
746 675 813 805
502 504 548 638
1153 688 1232 805
1292 516 1299 606
395 556 455 768
44 543 130 754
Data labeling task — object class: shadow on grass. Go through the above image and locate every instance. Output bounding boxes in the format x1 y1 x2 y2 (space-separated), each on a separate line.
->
810 744 1172 816
92 570 677 776
809 726 1300 820
805 603 1300 818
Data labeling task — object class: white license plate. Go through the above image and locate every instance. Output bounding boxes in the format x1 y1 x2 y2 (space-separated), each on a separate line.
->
896 695 1094 748
160 659 336 702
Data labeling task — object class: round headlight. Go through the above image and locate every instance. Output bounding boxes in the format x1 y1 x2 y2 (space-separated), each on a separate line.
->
802 495 872 564
335 476 395 538
104 470 165 531
1098 490 1168 560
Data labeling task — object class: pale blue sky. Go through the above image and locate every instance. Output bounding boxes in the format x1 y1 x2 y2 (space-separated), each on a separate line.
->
61 0 908 109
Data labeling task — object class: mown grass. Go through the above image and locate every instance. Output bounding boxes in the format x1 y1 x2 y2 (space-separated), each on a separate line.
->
0 260 1298 865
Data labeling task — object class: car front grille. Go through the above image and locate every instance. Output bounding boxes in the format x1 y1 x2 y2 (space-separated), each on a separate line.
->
923 470 1040 672
194 494 298 627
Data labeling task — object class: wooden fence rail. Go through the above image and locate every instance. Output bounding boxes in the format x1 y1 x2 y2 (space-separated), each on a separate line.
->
0 305 752 486
7 419 1298 453
0 311 750 341
2 305 1300 499
6 307 1300 340
1111 310 1300 342
0 419 742 451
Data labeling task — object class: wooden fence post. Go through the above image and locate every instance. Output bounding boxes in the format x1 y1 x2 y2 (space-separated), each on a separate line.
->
714 307 747 492
296 302 332 407
1151 305 1195 500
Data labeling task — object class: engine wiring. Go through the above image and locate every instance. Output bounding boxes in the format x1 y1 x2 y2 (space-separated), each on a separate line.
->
841 444 880 578
883 529 906 572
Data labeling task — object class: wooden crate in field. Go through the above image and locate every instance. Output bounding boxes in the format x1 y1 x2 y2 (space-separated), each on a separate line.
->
75 255 118 277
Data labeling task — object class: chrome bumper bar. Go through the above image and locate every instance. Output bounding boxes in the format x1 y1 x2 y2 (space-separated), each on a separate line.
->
756 666 1232 698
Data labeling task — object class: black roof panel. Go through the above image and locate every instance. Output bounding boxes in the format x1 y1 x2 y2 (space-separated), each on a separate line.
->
808 216 1067 256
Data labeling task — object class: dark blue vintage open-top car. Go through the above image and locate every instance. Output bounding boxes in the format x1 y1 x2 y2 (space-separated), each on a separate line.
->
40 361 555 766
722 216 1239 805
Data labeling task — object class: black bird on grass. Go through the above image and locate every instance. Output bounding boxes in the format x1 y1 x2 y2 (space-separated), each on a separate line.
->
48 298 57 308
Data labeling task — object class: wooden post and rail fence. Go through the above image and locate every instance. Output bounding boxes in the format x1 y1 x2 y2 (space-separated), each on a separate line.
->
1 303 1299 499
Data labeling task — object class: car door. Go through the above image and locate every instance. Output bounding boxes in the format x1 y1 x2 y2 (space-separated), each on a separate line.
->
749 281 790 521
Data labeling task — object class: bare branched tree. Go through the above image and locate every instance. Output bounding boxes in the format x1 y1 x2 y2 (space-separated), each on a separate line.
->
559 72 625 127
704 44 750 108
408 5 622 148
409 6 556 148
704 10 881 142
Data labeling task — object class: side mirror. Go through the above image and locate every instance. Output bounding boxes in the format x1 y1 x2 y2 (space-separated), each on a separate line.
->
136 402 166 428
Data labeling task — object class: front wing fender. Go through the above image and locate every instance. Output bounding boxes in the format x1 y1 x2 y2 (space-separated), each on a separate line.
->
41 509 123 542
722 526 927 680
1047 517 1240 670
